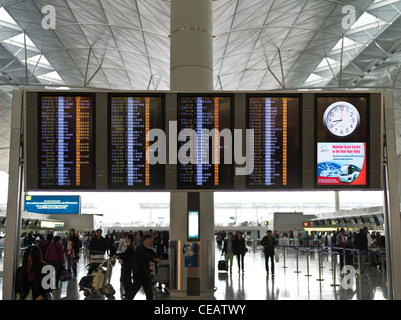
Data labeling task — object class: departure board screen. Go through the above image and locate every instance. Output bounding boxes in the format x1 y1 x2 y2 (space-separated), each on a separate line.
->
247 95 301 188
177 95 233 189
108 95 165 189
38 94 95 189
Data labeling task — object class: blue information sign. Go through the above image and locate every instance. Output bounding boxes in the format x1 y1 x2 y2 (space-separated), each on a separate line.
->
24 195 80 214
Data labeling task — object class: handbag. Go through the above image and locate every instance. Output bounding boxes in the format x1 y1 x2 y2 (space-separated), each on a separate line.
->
274 248 279 263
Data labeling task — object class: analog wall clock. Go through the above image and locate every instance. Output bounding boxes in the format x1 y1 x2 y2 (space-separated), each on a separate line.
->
322 101 360 138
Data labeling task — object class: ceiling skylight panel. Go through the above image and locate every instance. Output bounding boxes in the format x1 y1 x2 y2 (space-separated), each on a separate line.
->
0 7 21 30
36 71 65 84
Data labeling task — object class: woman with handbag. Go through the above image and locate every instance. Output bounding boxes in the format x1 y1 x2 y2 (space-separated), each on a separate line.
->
45 235 66 288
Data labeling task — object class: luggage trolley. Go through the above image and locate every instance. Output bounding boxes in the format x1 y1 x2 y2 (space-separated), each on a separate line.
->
79 253 116 299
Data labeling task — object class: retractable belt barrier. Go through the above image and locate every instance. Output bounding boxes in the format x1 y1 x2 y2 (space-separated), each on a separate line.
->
275 244 386 287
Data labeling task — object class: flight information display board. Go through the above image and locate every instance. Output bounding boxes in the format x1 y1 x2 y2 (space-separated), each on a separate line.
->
108 94 165 189
38 94 95 189
247 95 301 188
177 94 233 189
315 95 368 188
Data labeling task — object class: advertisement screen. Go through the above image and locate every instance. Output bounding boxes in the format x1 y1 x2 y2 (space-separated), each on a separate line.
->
315 95 368 188
317 142 366 185
188 210 200 240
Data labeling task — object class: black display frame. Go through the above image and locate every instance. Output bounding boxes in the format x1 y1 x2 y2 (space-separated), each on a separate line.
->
107 92 166 190
176 92 235 190
314 93 371 190
37 92 97 190
245 93 303 190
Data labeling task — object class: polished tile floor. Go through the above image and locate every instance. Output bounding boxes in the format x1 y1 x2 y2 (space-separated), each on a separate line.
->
0 244 388 300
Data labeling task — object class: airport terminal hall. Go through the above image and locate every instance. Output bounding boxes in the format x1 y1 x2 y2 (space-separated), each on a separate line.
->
2 0 401 306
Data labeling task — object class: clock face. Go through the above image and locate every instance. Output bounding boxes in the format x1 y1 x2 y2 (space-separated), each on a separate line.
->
323 101 360 138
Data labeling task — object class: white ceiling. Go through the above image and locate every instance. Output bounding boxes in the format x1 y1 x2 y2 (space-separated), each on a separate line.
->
0 0 401 173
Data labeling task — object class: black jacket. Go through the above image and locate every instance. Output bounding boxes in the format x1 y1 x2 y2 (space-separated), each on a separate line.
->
89 236 108 254
260 236 276 255
233 237 247 256
133 244 158 276
117 243 135 270
355 232 368 250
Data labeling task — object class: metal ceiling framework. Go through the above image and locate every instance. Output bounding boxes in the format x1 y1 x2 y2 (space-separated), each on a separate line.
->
0 0 400 173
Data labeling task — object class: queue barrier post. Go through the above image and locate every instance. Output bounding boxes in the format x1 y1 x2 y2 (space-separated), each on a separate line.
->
330 251 339 287
317 249 324 281
294 247 301 274
282 245 288 269
305 249 312 277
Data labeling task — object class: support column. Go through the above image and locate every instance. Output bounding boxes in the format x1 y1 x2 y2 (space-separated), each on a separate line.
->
170 0 213 92
335 191 340 212
383 92 401 300
169 0 215 298
3 90 24 300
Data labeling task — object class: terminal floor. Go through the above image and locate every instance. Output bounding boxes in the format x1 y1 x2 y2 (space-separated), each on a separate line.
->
0 244 388 300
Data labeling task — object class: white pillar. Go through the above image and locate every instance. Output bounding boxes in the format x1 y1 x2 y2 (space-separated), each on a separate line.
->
169 0 215 297
383 92 401 300
170 0 213 91
3 90 24 300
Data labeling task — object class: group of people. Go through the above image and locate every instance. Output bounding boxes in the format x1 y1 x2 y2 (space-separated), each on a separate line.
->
109 230 170 300
15 228 82 300
15 228 170 300
220 230 276 276
334 227 385 269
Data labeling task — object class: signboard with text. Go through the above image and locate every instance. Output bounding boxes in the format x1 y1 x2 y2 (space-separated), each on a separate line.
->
24 195 80 214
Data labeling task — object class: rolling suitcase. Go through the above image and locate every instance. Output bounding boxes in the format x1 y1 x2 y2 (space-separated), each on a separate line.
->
218 259 228 272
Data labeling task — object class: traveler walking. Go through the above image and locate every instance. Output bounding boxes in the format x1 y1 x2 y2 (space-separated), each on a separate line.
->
44 235 66 288
126 234 161 300
64 228 80 278
233 231 247 275
113 233 135 298
260 230 276 276
222 232 234 274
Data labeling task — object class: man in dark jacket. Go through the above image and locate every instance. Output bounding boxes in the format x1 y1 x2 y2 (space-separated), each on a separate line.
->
126 233 161 300
260 230 276 275
89 229 108 256
113 233 135 297
355 227 369 267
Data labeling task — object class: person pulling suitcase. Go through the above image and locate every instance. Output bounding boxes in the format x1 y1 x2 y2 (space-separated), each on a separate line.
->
222 233 234 274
